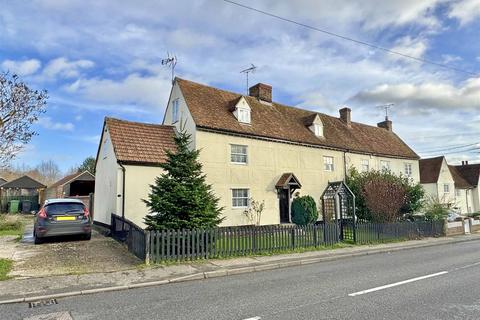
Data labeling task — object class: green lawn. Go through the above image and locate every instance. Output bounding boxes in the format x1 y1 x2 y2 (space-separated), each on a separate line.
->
0 214 33 237
0 258 13 281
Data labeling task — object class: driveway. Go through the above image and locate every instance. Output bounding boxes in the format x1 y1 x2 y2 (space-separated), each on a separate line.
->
0 226 141 279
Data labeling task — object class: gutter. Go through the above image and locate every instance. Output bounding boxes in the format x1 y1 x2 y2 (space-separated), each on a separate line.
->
118 162 126 231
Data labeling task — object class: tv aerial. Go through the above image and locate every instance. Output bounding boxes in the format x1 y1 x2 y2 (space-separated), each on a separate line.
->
375 103 394 120
240 64 257 94
162 53 178 84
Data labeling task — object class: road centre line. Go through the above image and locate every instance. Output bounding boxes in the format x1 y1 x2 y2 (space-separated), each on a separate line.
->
348 271 448 297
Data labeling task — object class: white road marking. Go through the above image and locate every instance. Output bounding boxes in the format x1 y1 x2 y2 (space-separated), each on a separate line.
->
242 317 261 320
348 271 448 297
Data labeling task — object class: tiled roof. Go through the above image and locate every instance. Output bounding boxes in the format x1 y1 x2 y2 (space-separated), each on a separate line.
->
275 173 302 189
106 118 176 165
0 175 46 189
419 157 444 184
48 171 94 189
453 164 480 188
448 165 473 189
177 78 419 160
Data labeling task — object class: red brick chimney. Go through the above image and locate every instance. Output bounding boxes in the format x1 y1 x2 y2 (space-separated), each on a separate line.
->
339 107 351 127
249 83 272 103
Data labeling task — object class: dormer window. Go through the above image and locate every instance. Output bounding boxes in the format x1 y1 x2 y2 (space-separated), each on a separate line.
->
313 123 323 137
305 114 324 138
232 97 251 124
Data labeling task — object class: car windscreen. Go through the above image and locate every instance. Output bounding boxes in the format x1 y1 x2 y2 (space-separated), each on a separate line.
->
45 203 85 215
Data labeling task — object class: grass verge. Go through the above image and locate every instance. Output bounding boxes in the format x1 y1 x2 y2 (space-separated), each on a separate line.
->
0 258 13 281
0 214 32 237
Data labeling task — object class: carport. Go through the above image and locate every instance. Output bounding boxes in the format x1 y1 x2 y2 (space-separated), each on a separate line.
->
0 175 46 212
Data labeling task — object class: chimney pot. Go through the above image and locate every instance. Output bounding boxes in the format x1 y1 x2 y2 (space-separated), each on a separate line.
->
339 107 351 127
249 83 272 103
377 119 393 131
466 160 469 165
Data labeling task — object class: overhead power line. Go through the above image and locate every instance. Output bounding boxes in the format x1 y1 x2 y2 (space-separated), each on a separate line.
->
222 0 479 77
419 142 480 154
420 147 480 156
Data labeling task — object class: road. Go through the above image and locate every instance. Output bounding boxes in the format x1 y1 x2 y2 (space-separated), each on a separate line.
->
2 239 480 320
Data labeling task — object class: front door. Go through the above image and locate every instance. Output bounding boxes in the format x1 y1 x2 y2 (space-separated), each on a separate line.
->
279 189 290 223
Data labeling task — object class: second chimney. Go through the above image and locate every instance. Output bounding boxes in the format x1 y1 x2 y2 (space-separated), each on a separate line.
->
378 119 393 131
249 83 272 103
339 107 351 127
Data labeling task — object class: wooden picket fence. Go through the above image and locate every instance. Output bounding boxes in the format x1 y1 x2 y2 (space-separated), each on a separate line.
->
110 215 445 263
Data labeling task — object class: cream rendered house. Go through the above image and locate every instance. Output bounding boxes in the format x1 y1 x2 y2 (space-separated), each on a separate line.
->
161 78 420 226
419 156 474 214
94 78 420 228
453 161 480 213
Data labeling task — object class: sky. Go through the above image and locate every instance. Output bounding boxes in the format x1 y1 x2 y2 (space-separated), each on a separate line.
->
0 0 479 172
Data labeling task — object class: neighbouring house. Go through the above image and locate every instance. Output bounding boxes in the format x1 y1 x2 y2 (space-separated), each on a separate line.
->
94 78 420 228
0 177 7 185
93 118 176 228
420 157 475 214
0 175 46 212
453 161 480 214
45 170 95 207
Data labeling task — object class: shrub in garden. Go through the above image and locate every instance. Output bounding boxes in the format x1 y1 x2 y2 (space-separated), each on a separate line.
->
423 196 450 221
346 167 424 222
291 195 318 225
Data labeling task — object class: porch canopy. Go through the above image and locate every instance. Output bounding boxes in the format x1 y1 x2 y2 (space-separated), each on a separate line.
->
275 172 302 192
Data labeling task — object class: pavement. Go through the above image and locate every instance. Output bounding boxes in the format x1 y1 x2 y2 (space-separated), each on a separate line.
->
3 235 480 319
1 232 480 305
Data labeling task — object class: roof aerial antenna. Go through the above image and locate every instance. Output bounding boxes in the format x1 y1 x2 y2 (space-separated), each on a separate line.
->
162 52 178 84
240 64 256 95
376 103 395 120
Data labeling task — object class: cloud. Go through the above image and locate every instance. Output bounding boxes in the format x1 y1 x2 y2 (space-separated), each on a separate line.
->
448 0 480 25
65 73 172 109
1 59 41 76
350 77 480 112
389 36 428 61
43 57 94 79
38 117 75 131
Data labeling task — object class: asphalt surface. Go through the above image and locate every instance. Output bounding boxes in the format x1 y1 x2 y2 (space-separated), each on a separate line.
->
2 239 480 320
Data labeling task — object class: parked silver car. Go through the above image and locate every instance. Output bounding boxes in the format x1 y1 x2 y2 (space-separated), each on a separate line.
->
34 199 91 244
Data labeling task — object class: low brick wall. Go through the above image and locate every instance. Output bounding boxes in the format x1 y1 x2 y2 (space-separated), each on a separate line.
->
470 219 480 233
446 221 464 236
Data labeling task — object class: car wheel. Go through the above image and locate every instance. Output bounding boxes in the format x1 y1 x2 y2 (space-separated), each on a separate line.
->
83 233 91 241
34 235 42 245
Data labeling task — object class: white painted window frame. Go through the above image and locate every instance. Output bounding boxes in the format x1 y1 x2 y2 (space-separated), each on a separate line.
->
361 159 369 172
232 188 250 208
404 163 412 176
230 144 248 164
172 99 179 123
323 156 334 172
380 160 391 171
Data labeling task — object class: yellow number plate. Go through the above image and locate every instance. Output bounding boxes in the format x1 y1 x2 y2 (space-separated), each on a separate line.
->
56 216 76 221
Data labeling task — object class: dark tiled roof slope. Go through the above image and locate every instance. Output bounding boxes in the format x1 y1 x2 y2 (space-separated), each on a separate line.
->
48 171 94 189
454 164 480 188
419 157 444 184
1 175 46 189
448 165 473 189
106 118 176 165
176 78 419 159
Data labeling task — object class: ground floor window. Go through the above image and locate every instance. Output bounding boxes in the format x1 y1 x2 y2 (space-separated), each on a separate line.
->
232 188 249 208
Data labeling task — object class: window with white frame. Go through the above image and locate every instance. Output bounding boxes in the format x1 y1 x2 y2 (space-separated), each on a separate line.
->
172 99 179 123
237 108 250 124
230 144 248 164
380 160 390 171
323 156 334 171
314 123 323 137
444 184 450 194
404 163 412 176
232 188 249 208
361 159 369 172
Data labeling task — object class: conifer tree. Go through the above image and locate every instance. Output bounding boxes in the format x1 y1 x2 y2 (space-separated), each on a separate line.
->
144 130 224 230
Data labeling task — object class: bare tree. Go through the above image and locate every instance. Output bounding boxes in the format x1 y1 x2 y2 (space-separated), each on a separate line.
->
0 72 47 168
35 160 61 185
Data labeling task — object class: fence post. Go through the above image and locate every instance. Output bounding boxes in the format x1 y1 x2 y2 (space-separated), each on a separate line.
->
291 227 295 249
145 231 151 265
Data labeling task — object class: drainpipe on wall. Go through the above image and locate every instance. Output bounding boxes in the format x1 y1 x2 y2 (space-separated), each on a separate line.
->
118 162 126 231
343 151 348 181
